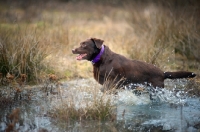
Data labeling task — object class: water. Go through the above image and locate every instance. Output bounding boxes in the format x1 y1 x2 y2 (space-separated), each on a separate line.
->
0 78 200 132
117 98 200 132
115 79 200 131
0 86 59 132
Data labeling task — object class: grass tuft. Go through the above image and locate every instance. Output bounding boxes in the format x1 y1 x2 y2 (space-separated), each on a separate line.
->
49 79 117 127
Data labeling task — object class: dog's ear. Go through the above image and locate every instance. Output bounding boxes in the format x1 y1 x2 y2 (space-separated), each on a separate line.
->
91 38 104 49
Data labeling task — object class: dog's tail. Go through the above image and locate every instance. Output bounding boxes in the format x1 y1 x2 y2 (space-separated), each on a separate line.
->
164 71 196 79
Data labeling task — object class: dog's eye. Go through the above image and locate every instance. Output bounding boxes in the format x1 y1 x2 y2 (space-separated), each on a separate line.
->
81 43 87 48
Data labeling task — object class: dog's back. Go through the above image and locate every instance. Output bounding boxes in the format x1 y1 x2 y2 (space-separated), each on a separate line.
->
92 46 165 88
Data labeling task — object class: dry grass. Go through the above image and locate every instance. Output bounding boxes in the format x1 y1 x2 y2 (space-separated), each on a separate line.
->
124 1 200 70
0 0 199 82
0 0 200 125
50 79 117 125
185 76 200 96
52 96 116 121
0 23 69 83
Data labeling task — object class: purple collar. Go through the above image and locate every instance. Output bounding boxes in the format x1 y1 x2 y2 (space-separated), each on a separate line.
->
91 45 105 64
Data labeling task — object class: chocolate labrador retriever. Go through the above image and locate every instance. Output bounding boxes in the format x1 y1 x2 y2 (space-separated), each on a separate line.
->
72 38 196 88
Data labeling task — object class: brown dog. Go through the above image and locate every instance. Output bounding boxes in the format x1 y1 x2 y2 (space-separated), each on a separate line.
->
72 38 196 88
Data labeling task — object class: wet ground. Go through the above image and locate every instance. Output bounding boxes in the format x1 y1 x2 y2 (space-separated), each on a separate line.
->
0 78 200 132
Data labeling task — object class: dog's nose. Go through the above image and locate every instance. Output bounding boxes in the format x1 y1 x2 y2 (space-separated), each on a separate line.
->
72 49 76 53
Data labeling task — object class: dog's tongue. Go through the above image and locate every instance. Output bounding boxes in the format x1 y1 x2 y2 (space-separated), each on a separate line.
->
76 54 87 60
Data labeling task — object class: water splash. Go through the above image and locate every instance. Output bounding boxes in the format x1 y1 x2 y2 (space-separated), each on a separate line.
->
117 79 192 105
117 90 151 105
147 87 187 104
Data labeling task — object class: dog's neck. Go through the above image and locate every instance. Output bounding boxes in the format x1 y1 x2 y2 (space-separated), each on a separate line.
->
91 45 105 64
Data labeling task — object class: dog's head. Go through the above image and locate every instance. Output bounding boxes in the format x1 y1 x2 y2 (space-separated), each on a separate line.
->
72 38 104 61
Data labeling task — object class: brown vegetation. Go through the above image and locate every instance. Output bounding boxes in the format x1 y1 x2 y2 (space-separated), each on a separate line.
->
5 108 20 132
50 80 116 125
0 0 199 127
0 0 199 83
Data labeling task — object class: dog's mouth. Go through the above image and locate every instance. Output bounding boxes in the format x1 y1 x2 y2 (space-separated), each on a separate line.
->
76 53 87 60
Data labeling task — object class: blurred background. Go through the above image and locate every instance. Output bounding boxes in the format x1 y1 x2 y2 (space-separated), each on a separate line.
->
0 0 199 83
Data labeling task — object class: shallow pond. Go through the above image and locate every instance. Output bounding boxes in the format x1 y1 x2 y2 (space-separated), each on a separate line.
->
0 78 200 132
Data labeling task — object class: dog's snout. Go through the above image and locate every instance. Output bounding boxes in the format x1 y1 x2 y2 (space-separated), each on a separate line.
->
72 49 75 53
